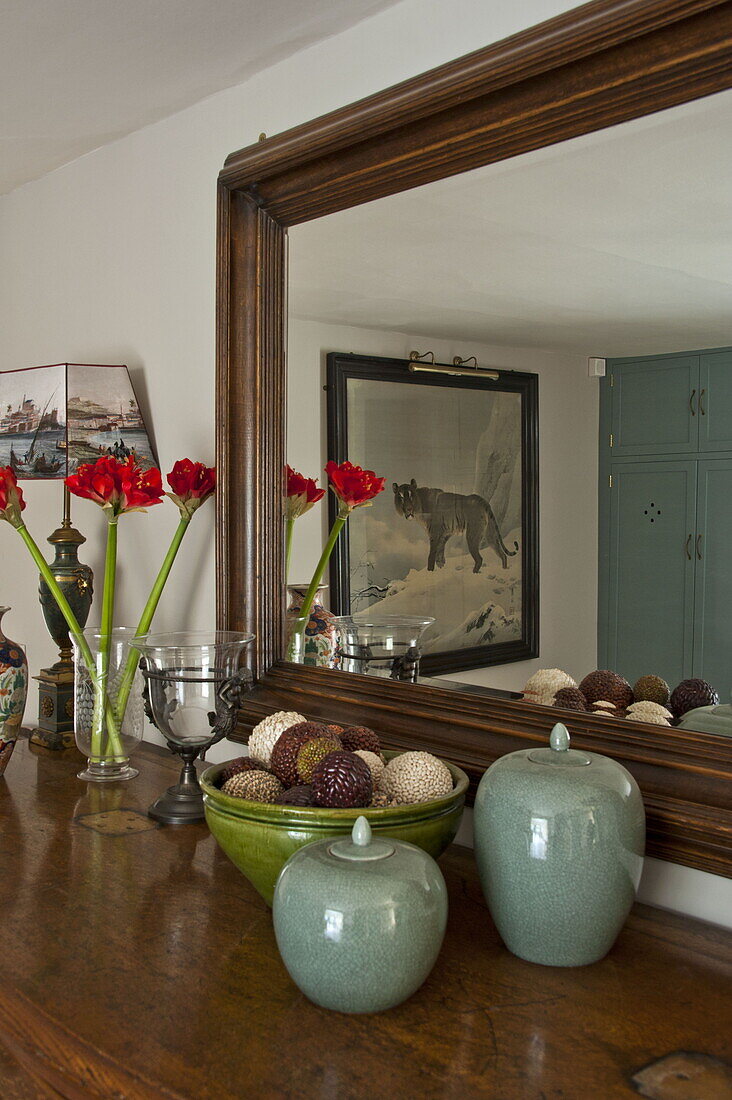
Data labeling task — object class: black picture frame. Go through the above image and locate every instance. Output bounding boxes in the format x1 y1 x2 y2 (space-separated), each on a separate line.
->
326 352 539 676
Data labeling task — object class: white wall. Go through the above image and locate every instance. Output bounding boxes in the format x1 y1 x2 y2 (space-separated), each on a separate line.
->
1 0 729 928
287 317 598 692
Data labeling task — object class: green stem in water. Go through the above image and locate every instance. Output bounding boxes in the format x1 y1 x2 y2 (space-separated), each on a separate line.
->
297 507 350 628
284 514 295 584
114 514 191 725
94 517 119 759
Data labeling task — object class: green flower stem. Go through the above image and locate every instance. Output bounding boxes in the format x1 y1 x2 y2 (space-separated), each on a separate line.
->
94 518 119 758
113 514 191 726
15 522 120 752
284 514 295 583
297 506 350 627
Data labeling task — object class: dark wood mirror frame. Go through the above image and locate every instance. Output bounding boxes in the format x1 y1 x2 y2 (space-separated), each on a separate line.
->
216 0 732 878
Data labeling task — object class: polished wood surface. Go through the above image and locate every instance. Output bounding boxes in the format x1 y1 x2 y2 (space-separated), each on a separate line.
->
1 738 731 1099
215 0 732 878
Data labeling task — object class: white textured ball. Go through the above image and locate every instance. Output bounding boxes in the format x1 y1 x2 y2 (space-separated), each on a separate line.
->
381 751 453 804
523 669 577 707
354 749 385 788
248 710 306 767
626 701 673 725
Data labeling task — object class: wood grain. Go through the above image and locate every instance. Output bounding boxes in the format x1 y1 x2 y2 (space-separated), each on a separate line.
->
1 738 731 1099
215 0 732 877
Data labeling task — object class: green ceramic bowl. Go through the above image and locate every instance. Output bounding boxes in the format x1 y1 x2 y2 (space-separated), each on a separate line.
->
201 751 468 906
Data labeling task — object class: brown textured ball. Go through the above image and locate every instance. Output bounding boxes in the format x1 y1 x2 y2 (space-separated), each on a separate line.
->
274 784 314 806
270 722 329 786
670 678 719 719
553 687 588 712
296 735 343 784
311 751 373 808
324 724 345 738
340 725 381 754
633 675 671 707
218 757 263 786
221 770 284 802
579 670 633 709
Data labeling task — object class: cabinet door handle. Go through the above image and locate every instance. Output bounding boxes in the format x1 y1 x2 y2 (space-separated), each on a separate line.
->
689 388 696 415
699 387 706 415
696 534 703 560
685 534 692 560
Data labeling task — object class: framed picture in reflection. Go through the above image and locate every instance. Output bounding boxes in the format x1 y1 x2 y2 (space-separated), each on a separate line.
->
326 352 539 676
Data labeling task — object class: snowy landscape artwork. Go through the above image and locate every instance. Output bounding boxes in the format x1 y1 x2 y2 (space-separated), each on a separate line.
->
327 353 538 675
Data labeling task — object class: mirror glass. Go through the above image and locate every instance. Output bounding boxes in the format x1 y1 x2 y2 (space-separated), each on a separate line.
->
285 88 732 714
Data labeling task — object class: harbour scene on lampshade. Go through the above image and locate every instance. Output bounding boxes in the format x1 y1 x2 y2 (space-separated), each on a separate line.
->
0 363 157 478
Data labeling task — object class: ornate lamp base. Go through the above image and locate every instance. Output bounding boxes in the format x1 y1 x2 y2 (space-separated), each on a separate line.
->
30 668 75 751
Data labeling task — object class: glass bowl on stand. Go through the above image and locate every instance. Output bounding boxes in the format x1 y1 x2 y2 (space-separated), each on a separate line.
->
132 631 254 824
330 616 434 682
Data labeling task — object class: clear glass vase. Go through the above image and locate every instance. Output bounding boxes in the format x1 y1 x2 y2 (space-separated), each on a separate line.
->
73 628 145 782
330 615 435 682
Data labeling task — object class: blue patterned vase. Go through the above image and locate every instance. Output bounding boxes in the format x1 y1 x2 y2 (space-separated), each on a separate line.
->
0 607 28 778
286 584 336 668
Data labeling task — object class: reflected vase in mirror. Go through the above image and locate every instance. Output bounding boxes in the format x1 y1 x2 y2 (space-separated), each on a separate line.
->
285 584 336 668
331 616 435 682
133 631 254 823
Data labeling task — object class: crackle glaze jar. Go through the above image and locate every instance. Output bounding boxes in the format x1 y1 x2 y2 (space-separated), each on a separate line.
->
0 607 28 778
474 722 645 967
273 815 448 1013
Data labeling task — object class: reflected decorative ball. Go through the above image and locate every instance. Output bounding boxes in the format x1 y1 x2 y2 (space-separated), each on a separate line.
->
222 770 284 802
523 669 577 706
271 722 328 786
632 675 670 707
381 751 453 804
670 678 719 719
296 735 343 784
553 687 588 712
579 670 633 710
311 751 373 808
341 725 382 755
626 701 672 725
248 710 307 767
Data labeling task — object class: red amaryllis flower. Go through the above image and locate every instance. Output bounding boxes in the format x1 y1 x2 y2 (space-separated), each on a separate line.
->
66 456 163 516
0 466 26 528
325 460 386 511
285 464 325 520
166 459 216 518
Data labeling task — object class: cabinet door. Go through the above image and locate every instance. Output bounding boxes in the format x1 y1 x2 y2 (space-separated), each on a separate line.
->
699 349 732 452
604 460 697 687
692 458 732 700
610 356 699 455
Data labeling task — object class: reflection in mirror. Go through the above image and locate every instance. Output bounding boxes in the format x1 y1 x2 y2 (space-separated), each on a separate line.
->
285 88 732 724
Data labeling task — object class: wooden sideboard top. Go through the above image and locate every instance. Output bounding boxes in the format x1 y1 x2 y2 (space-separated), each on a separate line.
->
0 737 730 1100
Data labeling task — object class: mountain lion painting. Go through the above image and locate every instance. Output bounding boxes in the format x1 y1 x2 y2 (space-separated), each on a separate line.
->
393 480 519 574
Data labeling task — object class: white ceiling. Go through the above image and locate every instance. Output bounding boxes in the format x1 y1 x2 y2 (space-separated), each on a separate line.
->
289 90 732 357
0 0 402 195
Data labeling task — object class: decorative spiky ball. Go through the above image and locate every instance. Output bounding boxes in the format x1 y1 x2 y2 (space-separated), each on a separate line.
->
553 687 588 712
221 770 284 802
381 751 453 805
311 751 373 808
670 678 719 719
523 669 577 706
296 735 343 784
248 710 307 767
218 757 263 787
270 722 328 786
274 784 314 806
579 670 633 710
354 749 385 788
340 725 382 755
324 724 345 738
626 701 673 726
633 675 670 708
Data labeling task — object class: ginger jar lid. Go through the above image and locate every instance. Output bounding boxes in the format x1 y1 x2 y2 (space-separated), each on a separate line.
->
328 816 396 862
527 723 591 767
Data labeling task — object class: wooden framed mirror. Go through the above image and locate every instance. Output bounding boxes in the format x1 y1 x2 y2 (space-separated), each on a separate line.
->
216 0 732 876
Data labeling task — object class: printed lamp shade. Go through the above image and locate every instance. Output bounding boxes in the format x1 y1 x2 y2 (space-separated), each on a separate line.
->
0 364 157 479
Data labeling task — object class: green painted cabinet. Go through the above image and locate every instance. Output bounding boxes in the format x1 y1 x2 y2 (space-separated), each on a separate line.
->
600 347 732 695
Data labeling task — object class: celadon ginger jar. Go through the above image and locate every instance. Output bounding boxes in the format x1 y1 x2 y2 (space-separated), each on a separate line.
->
474 722 645 967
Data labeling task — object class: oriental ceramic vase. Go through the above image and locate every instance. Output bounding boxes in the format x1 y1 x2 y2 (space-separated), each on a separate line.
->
273 815 448 1012
0 607 28 778
286 584 336 667
474 722 645 967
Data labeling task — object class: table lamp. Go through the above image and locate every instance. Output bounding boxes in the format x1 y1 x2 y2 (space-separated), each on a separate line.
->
0 363 157 750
